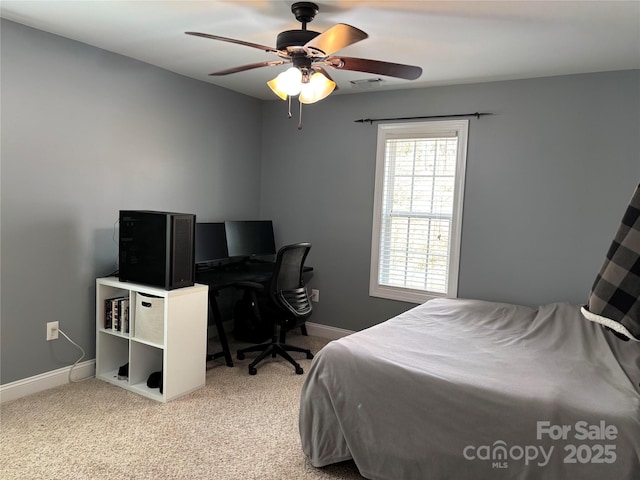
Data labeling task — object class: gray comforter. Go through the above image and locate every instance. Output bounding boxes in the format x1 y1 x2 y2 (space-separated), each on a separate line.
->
299 298 640 479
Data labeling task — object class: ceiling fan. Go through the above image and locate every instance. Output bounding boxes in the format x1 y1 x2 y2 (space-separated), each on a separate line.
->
185 2 422 128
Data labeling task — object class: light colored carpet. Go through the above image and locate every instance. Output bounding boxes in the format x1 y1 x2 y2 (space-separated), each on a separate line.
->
0 333 364 480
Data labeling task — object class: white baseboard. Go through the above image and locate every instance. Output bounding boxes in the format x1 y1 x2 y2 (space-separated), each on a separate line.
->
0 360 95 404
305 322 353 340
0 323 349 404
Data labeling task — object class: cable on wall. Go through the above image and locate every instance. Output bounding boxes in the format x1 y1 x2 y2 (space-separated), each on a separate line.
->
354 112 493 124
58 329 88 383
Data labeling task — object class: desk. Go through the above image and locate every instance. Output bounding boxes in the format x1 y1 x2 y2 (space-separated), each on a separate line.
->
196 261 313 367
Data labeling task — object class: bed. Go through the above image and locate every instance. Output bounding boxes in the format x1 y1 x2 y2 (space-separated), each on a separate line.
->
299 298 640 480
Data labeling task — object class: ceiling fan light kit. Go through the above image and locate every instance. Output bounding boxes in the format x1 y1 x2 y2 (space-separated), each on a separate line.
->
268 67 303 99
299 72 336 104
268 67 335 103
185 2 422 128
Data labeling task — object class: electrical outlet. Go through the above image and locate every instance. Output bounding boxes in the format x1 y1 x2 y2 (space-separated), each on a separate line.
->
46 321 59 341
311 289 320 303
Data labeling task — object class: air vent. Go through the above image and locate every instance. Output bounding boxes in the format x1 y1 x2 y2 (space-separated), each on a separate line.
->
350 78 384 89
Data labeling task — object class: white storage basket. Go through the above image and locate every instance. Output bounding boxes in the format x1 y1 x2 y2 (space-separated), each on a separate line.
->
135 293 164 344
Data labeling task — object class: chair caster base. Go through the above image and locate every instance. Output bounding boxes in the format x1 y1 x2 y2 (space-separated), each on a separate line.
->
295 366 304 375
306 352 314 359
237 352 245 360
249 366 257 375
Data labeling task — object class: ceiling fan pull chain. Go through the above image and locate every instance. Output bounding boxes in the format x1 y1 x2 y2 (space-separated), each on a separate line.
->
288 96 293 119
298 101 303 130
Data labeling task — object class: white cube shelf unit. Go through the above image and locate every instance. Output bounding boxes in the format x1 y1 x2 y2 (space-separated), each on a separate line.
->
96 277 208 402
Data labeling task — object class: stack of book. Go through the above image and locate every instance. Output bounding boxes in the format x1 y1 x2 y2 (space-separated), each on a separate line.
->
105 296 130 334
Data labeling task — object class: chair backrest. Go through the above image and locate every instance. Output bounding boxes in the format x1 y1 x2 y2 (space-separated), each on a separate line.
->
270 243 312 320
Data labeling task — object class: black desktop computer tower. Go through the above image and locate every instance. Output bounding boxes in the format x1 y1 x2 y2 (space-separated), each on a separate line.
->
119 210 195 290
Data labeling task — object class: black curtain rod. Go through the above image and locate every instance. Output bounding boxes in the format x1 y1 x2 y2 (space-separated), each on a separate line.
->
354 112 493 124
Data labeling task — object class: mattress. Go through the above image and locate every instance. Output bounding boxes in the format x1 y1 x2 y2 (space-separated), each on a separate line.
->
299 298 640 480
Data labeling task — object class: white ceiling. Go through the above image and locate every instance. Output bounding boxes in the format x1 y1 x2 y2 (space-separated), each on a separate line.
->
2 1 639 100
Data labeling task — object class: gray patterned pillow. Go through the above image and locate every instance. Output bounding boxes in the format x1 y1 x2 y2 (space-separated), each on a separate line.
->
582 184 640 342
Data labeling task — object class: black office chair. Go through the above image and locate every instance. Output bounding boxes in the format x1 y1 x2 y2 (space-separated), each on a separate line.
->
236 243 314 375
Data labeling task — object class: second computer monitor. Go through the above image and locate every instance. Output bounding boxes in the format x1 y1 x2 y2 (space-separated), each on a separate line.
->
225 220 276 258
195 222 229 265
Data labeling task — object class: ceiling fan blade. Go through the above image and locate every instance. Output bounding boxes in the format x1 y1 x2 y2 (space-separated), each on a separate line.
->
304 24 368 56
209 60 288 76
185 32 277 54
326 56 423 80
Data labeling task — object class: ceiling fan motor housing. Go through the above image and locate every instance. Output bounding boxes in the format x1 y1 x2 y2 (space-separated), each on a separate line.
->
276 29 321 51
279 2 322 52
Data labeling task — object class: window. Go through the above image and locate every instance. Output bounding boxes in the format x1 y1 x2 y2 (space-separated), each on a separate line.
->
370 120 468 304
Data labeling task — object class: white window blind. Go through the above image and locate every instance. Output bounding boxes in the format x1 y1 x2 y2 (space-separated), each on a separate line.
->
370 120 468 304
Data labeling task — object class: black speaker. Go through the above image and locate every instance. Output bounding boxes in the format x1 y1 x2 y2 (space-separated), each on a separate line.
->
119 210 195 290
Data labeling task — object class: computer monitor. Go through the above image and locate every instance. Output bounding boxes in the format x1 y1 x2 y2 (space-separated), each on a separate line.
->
224 220 276 258
195 222 229 266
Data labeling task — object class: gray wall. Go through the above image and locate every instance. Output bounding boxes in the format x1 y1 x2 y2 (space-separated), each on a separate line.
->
0 20 263 384
2 18 639 386
260 70 640 331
